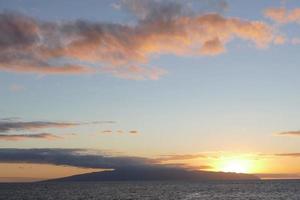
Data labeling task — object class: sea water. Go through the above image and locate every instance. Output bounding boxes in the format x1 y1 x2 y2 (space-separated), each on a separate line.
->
0 180 299 200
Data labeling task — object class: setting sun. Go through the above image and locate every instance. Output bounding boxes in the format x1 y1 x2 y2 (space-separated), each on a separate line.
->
214 157 256 174
221 159 251 173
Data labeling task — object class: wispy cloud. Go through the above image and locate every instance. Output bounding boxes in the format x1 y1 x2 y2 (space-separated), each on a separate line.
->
277 130 300 136
129 130 139 134
0 0 279 80
0 133 62 141
101 130 113 134
0 119 115 133
274 153 300 157
99 130 140 135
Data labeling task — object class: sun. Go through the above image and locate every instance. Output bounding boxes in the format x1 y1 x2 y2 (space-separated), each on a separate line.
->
216 158 253 174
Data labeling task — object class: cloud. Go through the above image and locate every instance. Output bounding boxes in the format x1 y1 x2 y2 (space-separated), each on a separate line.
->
129 130 139 134
156 154 206 162
102 130 113 134
0 120 78 133
81 121 116 126
0 0 279 80
0 148 213 173
277 130 300 136
99 130 139 135
274 153 300 157
0 148 156 169
0 118 115 133
264 7 300 24
0 133 62 141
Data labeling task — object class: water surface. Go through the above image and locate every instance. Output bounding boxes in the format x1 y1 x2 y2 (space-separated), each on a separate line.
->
0 180 299 200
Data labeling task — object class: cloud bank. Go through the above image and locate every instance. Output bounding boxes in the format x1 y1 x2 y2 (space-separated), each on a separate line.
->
0 148 213 172
0 148 156 169
0 0 279 79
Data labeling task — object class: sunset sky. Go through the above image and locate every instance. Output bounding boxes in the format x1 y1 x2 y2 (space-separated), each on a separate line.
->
0 0 300 182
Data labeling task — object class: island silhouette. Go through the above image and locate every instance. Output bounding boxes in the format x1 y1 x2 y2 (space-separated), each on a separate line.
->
45 167 258 182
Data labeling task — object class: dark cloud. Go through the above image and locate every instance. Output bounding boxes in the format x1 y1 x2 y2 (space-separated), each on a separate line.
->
0 0 280 79
0 133 62 141
0 148 214 173
0 119 116 133
0 121 78 133
0 148 156 169
129 130 139 134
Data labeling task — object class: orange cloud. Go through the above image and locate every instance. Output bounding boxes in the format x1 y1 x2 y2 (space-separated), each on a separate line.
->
264 7 300 24
0 63 93 75
0 1 280 79
157 154 206 162
0 133 62 141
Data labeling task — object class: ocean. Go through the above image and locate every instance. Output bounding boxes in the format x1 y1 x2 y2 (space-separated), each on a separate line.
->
0 180 299 200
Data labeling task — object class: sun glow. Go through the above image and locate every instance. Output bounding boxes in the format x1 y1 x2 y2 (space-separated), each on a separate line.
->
215 157 255 174
221 159 251 173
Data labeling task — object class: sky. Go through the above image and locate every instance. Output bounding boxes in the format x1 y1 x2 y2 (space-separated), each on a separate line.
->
0 0 300 181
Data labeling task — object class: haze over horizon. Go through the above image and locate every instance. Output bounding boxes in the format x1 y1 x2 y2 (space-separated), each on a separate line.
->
0 0 300 182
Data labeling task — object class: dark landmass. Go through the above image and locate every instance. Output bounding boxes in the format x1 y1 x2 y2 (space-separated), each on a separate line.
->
45 167 259 182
